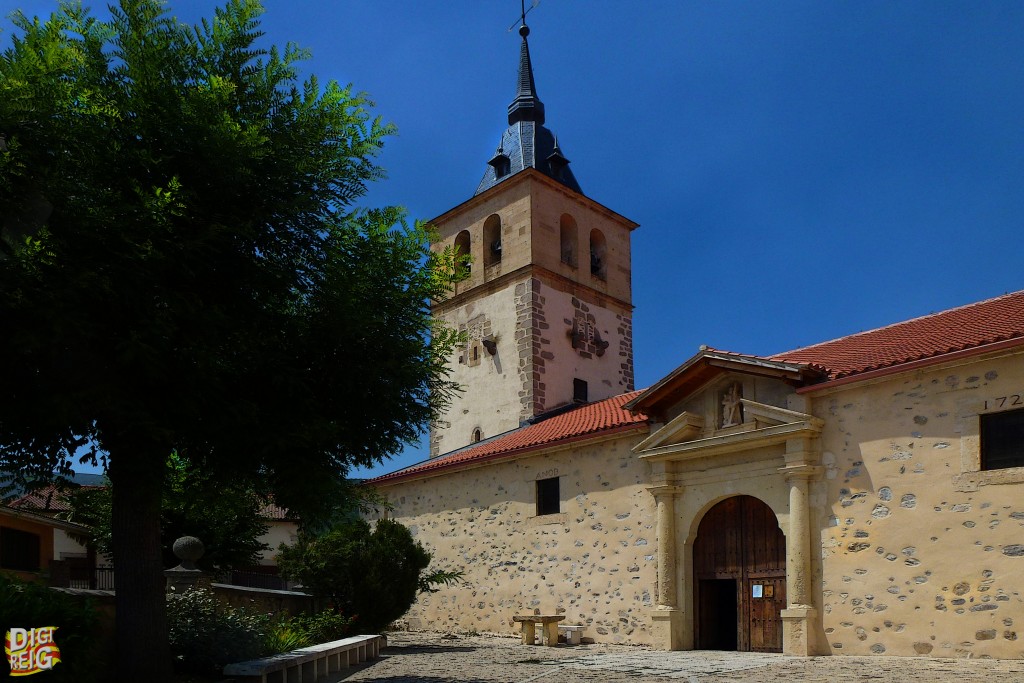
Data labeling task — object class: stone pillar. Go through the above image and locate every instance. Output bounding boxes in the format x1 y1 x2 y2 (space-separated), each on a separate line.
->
647 485 684 650
785 470 812 608
779 441 822 657
655 489 677 609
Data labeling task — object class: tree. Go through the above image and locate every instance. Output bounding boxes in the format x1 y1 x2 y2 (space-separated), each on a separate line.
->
277 518 462 633
0 2 462 680
65 453 271 572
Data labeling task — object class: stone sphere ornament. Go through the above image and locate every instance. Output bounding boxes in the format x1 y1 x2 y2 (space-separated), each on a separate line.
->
172 535 205 570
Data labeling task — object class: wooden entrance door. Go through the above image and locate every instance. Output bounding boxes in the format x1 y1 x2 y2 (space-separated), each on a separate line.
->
693 495 786 652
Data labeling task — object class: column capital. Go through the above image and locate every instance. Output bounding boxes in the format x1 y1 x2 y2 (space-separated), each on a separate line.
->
647 484 683 499
779 464 822 482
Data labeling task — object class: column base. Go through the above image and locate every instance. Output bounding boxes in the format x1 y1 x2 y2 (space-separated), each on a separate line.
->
649 607 685 650
780 606 819 656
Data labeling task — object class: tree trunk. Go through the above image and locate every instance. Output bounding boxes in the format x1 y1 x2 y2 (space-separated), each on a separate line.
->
109 444 171 683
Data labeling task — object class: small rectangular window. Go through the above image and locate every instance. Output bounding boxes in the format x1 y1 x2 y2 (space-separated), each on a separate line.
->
573 378 588 403
536 477 560 516
982 408 1024 470
0 527 41 571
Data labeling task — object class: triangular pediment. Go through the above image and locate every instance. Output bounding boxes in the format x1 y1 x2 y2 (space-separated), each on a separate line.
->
740 399 814 429
633 411 704 452
634 397 823 462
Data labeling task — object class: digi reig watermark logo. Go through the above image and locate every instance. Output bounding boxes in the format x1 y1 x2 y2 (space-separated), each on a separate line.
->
5 627 61 676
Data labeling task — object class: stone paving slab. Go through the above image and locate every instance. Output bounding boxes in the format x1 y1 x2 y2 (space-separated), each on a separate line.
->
337 631 1024 683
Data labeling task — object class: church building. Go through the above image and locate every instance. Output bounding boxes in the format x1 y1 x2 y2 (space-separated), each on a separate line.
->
369 21 1024 659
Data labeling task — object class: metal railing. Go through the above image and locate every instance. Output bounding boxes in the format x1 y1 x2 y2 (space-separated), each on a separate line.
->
67 565 115 590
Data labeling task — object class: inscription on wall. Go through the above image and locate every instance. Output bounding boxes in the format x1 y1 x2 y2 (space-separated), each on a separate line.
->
983 394 1022 411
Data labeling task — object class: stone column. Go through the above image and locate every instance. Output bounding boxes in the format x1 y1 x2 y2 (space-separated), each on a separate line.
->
647 485 684 650
785 469 813 608
654 488 677 608
779 442 822 657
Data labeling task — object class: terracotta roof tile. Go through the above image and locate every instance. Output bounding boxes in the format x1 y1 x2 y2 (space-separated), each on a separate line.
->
9 485 103 513
372 391 648 484
769 290 1024 379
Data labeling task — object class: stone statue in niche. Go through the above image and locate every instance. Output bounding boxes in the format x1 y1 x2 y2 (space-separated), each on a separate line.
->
720 383 742 428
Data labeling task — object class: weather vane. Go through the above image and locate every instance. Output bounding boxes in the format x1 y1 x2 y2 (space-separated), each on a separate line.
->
509 0 541 31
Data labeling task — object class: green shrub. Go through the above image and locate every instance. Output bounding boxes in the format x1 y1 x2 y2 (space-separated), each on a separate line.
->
278 518 456 632
264 609 355 653
290 609 355 643
166 588 269 675
263 620 312 653
0 574 102 682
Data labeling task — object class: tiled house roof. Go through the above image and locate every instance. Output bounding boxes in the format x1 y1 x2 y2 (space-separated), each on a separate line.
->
9 485 103 514
768 290 1024 380
371 391 648 485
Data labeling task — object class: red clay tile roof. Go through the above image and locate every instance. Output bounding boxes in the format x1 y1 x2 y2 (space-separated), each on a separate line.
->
371 391 649 485
768 290 1024 380
9 485 103 513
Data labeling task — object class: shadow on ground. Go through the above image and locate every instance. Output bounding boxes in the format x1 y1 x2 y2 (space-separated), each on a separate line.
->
342 677 491 683
378 644 479 654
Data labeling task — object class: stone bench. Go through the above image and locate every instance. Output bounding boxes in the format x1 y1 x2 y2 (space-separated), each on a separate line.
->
558 624 585 645
512 614 564 646
223 634 385 683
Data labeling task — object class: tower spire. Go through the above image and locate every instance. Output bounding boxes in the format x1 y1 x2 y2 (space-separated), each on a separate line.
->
507 22 545 125
475 3 582 197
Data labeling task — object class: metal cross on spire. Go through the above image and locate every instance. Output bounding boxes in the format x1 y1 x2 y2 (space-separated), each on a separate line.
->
509 0 541 32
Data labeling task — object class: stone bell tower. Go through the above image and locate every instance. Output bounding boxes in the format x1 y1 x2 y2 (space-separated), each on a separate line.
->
429 22 638 458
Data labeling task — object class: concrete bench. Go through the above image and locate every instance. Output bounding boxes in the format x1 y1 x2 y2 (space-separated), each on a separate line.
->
512 614 564 646
558 624 585 645
223 634 385 683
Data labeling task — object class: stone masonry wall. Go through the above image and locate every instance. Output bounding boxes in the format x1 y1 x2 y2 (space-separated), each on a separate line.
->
815 349 1024 658
376 433 656 644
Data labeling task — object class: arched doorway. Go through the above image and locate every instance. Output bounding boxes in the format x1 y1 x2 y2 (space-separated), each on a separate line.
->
693 495 785 652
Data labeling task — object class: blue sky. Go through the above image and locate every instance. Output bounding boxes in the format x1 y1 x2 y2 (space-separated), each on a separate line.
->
9 1 1024 479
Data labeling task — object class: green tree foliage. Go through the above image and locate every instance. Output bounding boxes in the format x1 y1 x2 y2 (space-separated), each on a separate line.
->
277 518 458 633
0 2 463 680
65 454 270 572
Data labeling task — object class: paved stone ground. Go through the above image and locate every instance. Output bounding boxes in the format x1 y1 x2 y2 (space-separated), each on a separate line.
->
334 631 1024 683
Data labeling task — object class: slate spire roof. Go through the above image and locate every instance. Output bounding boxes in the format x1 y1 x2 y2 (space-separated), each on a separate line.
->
475 23 583 196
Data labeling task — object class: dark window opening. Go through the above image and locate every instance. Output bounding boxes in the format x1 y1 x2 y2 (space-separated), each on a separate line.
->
0 527 41 571
589 229 607 280
559 214 578 267
483 215 502 267
573 378 588 403
981 407 1024 470
471 428 482 443
536 477 560 516
454 230 471 275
